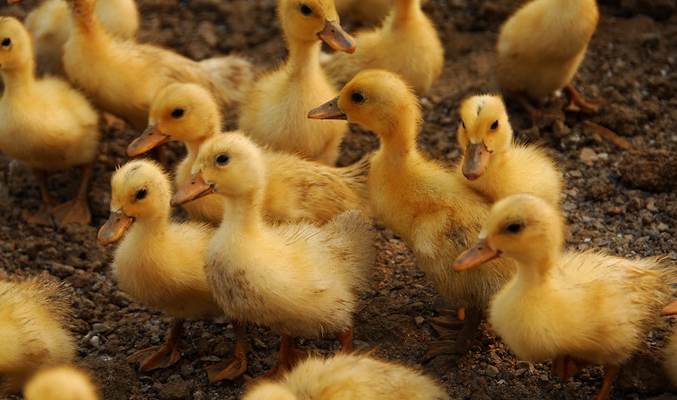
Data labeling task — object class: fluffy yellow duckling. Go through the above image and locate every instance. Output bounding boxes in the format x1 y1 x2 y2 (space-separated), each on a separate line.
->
309 70 515 358
0 16 100 227
456 94 562 206
97 160 247 380
241 353 449 400
334 0 392 24
495 0 600 115
237 0 356 165
454 194 676 400
171 133 375 380
24 0 139 77
322 0 443 96
0 277 75 396
128 83 370 225
661 299 677 386
23 365 99 400
11 0 253 132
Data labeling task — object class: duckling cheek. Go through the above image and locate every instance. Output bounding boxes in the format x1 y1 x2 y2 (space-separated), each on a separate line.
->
97 211 134 246
317 20 356 54
462 141 491 181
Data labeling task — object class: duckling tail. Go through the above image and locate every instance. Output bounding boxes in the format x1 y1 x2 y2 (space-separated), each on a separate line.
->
200 56 255 109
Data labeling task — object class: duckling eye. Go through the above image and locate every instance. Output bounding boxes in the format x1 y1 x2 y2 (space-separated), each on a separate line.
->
216 154 229 165
351 92 365 103
135 189 147 200
171 108 184 119
461 121 466 130
490 120 498 130
506 223 522 234
1 38 10 47
299 4 313 15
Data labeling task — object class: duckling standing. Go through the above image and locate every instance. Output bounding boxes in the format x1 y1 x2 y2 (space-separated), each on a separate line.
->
495 0 599 117
309 70 515 358
0 16 100 227
456 94 562 206
128 83 370 226
454 194 676 400
237 0 356 165
23 365 100 400
97 160 247 381
322 0 443 96
171 133 375 380
0 277 76 396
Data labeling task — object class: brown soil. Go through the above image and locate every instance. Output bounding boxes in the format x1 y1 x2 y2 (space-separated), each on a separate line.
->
1 1 677 399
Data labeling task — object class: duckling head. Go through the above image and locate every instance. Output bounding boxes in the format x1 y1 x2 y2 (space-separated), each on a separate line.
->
0 17 33 72
24 366 99 400
309 69 422 145
457 94 512 181
454 194 564 272
97 160 172 246
127 83 223 157
278 0 356 53
171 132 266 207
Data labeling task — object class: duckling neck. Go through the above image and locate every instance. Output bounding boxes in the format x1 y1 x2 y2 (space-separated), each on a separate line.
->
390 0 422 28
514 255 555 286
219 192 264 238
131 212 170 239
0 62 36 95
65 0 103 34
378 119 419 160
286 40 323 80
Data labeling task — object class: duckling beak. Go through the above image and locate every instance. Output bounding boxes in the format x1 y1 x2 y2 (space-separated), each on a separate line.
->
7 0 24 4
462 141 491 181
318 20 356 54
453 238 499 272
661 299 677 316
127 124 171 157
308 97 347 120
171 170 214 207
97 211 134 246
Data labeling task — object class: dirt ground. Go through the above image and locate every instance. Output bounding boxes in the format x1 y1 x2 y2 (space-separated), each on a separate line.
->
1 0 677 399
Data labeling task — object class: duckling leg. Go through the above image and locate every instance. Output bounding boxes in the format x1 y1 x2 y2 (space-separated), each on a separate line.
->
591 364 620 400
564 84 600 114
250 334 304 384
515 95 564 129
551 355 588 382
25 168 55 226
335 327 353 352
419 307 482 363
206 320 248 382
51 163 93 227
127 319 186 371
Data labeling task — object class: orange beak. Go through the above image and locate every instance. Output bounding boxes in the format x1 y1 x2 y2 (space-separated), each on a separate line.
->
462 141 491 181
317 20 356 54
308 96 347 120
7 0 25 4
170 170 214 207
127 124 171 157
453 238 500 272
662 299 677 316
97 211 134 246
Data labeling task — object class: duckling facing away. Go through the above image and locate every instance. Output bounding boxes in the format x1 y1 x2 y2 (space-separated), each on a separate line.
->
309 70 516 359
237 0 356 165
128 83 370 226
322 0 444 96
495 0 599 116
97 160 247 381
0 16 100 227
23 365 99 400
661 299 677 387
241 353 449 400
0 277 76 396
24 0 139 77
454 194 676 400
456 94 562 206
171 133 375 381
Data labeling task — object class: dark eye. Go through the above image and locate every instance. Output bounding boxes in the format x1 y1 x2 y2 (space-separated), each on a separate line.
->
1 38 10 47
135 189 147 200
351 92 364 103
490 120 498 130
299 4 312 15
461 121 466 129
506 223 521 233
171 108 184 118
216 154 229 165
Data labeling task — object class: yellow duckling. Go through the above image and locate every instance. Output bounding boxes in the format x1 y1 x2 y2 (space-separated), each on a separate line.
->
309 70 515 358
237 0 356 165
456 94 562 206
0 277 76 396
0 16 100 227
23 365 99 400
11 0 253 132
171 133 375 380
128 83 370 225
494 0 600 115
24 0 139 77
454 194 676 400
97 160 246 381
322 0 443 96
241 353 449 400
661 299 677 387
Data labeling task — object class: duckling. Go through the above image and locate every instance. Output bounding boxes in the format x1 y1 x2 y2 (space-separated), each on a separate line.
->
24 0 139 77
237 0 356 166
661 299 677 387
0 16 100 227
11 0 253 133
128 83 370 225
23 365 99 400
454 194 676 400
97 160 247 381
494 0 600 117
321 0 443 96
309 69 515 358
171 133 375 380
334 0 392 24
456 94 562 206
0 277 75 396
241 353 449 400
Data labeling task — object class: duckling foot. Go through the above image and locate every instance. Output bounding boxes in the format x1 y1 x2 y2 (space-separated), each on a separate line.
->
51 199 91 227
590 364 619 400
24 205 55 226
551 355 589 382
102 111 129 133
564 84 601 114
419 307 482 363
246 334 304 386
128 319 186 371
206 321 248 382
